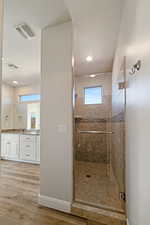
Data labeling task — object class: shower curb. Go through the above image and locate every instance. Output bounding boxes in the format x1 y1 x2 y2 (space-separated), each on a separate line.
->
71 202 127 225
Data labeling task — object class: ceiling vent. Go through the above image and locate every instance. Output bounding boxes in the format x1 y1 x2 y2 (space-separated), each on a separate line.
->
8 63 19 70
15 23 35 39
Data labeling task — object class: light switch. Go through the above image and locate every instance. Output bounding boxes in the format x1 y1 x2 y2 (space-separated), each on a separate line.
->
57 124 67 133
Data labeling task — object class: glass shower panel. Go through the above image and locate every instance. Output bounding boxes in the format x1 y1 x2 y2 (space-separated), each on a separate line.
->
74 72 125 213
111 59 126 212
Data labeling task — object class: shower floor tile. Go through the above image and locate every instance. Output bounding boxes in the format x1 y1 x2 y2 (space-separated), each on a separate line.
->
74 161 124 213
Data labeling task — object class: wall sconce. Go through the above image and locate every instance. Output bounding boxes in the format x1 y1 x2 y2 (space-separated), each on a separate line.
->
129 60 141 75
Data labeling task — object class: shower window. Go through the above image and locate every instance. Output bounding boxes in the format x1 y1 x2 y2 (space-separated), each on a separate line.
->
84 86 103 104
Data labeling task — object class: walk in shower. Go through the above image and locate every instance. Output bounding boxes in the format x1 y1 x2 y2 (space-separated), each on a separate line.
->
73 70 126 213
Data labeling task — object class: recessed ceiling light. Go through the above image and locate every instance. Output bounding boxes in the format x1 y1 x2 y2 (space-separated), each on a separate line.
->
86 56 93 62
90 74 96 78
13 81 18 85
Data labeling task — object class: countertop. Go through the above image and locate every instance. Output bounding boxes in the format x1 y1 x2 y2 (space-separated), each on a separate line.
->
1 129 40 136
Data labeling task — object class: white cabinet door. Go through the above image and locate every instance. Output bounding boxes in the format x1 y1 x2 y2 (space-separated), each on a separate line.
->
1 134 19 160
1 134 6 158
8 141 19 159
36 136 40 161
2 140 10 158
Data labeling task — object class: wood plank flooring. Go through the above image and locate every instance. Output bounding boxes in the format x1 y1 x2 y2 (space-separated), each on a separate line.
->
0 160 87 225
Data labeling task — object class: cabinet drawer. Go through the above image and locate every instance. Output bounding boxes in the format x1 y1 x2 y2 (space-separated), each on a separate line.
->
3 134 19 142
20 143 35 161
21 151 34 161
23 143 34 151
20 135 35 142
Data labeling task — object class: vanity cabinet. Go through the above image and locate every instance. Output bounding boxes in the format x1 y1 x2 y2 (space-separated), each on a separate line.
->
36 135 40 162
20 135 36 161
1 134 19 160
1 133 40 163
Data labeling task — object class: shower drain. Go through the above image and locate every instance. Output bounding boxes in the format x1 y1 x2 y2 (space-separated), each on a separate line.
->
86 174 91 178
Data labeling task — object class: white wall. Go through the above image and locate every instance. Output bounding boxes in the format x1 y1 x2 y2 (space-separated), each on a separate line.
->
113 0 150 224
1 83 15 129
40 22 73 212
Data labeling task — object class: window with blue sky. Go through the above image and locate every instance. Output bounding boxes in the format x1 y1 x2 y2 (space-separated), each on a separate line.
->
84 86 102 104
20 94 40 102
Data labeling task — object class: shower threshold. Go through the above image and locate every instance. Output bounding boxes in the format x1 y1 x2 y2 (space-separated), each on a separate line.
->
71 202 127 225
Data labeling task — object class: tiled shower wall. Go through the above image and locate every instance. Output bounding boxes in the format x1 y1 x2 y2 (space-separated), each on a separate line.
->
75 73 112 163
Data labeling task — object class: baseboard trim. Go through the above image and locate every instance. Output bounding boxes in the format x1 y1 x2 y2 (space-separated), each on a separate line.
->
38 195 71 213
0 158 40 164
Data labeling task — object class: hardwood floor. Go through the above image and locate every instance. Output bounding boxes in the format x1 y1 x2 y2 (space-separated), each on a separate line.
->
0 160 87 225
